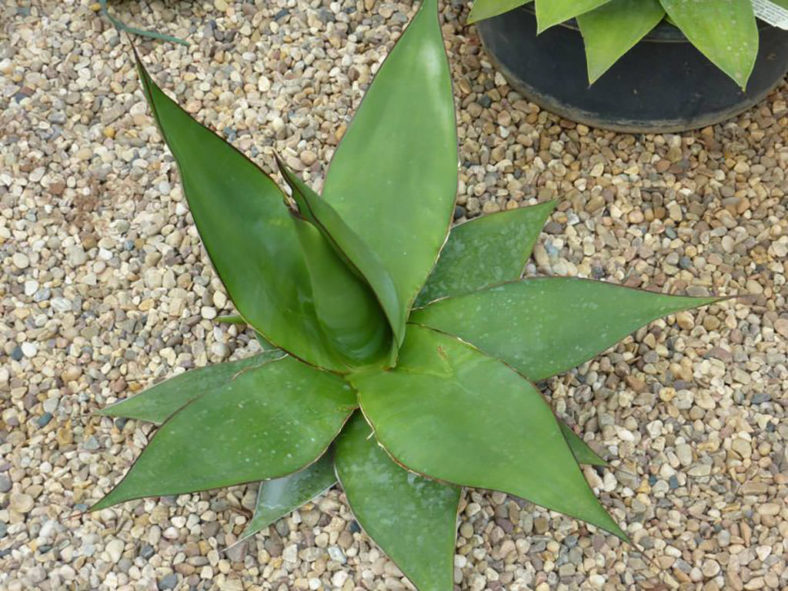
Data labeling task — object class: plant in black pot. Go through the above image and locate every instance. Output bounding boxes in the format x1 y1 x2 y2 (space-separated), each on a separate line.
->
469 0 788 132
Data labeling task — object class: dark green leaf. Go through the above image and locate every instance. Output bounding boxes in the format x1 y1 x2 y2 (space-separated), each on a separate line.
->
321 0 457 341
415 202 555 306
97 351 284 424
560 423 607 466
91 357 355 510
335 413 460 591
135 55 348 372
278 160 401 354
352 326 626 540
468 0 532 23
536 0 613 33
577 0 665 83
411 277 721 382
659 0 758 88
239 452 336 542
292 216 392 365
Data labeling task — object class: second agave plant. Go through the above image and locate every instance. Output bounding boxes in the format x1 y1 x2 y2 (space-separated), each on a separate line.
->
91 1 725 588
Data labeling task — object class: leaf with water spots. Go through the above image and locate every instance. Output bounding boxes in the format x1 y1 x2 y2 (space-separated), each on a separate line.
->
660 0 758 89
414 202 555 307
411 277 721 381
352 326 627 540
238 452 336 542
577 0 665 83
91 357 355 511
335 413 460 591
97 351 285 425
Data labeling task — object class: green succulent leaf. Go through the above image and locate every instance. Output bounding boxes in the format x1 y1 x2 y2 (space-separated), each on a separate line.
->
321 0 457 343
97 351 285 424
91 357 355 510
577 0 665 84
536 0 614 33
352 326 626 540
334 413 460 591
468 0 532 23
239 451 336 542
135 55 348 372
278 160 401 353
411 277 721 382
415 201 555 307
659 0 758 89
560 423 607 466
292 216 392 366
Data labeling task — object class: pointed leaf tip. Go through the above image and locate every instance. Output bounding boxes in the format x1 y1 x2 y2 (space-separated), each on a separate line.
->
321 0 457 332
91 357 354 511
412 278 725 382
335 413 459 591
354 326 625 539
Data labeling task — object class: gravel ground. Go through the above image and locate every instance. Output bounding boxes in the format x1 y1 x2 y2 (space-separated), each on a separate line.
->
1 1 786 590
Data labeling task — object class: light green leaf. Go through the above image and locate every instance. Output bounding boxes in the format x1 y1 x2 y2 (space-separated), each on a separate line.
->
577 0 665 83
239 452 336 542
352 326 625 540
292 216 392 365
660 0 758 88
334 413 460 591
560 423 607 466
468 0 532 23
135 55 347 372
411 277 721 382
97 351 284 424
277 160 402 352
91 357 355 510
536 0 613 33
322 0 457 343
215 314 245 324
415 202 555 307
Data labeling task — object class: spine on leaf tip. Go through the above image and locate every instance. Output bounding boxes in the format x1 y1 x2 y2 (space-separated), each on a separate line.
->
291 215 392 366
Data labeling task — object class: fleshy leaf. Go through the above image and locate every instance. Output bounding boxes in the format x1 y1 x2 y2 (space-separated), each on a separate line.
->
577 0 665 83
411 277 721 382
97 351 285 424
91 357 355 510
321 0 457 341
468 0 532 23
659 0 758 89
536 0 613 33
278 160 401 353
415 202 555 307
135 54 348 372
561 423 607 466
239 452 336 543
292 216 392 365
353 326 625 539
334 413 460 591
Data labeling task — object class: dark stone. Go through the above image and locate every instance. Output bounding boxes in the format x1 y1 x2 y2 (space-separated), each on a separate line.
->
140 544 155 560
668 475 680 489
349 520 361 534
158 573 178 590
37 413 53 427
11 346 23 361
478 95 492 108
751 393 771 404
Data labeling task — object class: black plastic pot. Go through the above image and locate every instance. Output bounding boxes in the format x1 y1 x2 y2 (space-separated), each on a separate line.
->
476 7 788 132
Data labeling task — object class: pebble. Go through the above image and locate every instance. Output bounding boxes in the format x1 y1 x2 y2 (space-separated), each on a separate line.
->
2 2 785 590
10 493 34 514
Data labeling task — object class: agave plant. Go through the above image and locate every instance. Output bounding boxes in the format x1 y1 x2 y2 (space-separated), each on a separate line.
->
92 1 724 588
468 0 782 88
